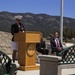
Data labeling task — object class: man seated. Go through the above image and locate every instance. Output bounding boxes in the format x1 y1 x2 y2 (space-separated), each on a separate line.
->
50 32 63 56
36 34 49 55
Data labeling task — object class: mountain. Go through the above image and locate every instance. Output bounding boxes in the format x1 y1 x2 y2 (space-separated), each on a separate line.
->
0 11 75 36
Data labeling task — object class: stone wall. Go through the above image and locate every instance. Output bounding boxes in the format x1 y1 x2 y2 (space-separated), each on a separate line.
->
0 31 12 54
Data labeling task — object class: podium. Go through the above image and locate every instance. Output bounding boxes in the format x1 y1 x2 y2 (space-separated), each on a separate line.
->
14 31 41 71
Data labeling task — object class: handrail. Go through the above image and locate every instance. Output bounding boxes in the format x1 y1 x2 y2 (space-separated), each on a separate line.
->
58 45 75 64
0 51 11 59
0 51 12 74
58 45 75 56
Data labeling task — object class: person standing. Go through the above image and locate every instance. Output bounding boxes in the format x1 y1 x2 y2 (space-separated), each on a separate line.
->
50 32 63 56
11 15 25 63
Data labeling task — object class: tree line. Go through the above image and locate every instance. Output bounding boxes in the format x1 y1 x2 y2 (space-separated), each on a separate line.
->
63 27 75 40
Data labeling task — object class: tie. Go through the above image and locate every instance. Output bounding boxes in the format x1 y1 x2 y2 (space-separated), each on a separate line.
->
56 38 60 48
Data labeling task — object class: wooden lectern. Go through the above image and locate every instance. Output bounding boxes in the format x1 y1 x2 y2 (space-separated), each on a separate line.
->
14 31 41 71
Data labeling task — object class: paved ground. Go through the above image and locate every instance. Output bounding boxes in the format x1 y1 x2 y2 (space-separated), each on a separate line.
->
8 55 75 75
17 68 75 75
8 55 40 75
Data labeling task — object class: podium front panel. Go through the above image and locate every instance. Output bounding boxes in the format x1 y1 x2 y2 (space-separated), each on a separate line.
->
18 43 36 66
26 43 36 66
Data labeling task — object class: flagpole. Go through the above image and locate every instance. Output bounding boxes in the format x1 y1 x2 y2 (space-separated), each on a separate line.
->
60 0 64 43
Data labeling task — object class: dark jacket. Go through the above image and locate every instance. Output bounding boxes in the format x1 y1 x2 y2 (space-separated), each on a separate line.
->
50 38 62 53
36 39 46 50
36 39 49 55
11 23 25 41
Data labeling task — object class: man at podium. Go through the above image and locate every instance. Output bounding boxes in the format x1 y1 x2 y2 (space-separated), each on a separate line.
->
11 15 25 63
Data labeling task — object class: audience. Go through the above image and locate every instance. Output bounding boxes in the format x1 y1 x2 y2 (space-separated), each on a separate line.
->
36 34 49 55
50 32 63 56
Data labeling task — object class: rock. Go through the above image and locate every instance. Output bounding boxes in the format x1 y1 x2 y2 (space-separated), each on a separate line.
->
0 31 12 54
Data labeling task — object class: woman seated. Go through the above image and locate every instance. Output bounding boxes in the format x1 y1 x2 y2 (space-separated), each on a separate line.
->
36 34 49 55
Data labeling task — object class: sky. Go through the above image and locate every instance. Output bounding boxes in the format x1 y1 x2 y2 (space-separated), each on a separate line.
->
0 0 75 18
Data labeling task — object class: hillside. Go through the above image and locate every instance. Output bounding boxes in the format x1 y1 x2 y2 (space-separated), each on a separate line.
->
0 11 75 36
0 31 12 54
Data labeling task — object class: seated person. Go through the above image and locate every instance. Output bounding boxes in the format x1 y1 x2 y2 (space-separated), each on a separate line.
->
50 32 63 56
36 34 49 55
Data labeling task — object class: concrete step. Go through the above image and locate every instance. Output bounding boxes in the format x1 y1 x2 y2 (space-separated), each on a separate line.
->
17 70 39 75
62 68 75 75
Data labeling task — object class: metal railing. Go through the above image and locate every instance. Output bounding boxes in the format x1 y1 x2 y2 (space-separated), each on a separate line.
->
58 45 75 64
0 51 17 75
